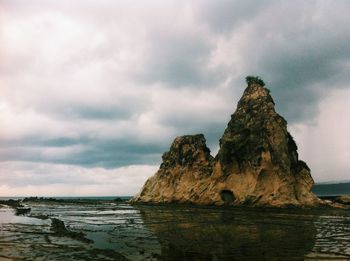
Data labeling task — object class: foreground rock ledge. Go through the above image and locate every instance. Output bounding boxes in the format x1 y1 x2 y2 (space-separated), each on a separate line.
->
133 78 324 207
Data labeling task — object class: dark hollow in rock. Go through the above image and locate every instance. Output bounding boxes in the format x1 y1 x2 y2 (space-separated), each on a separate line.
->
220 190 235 203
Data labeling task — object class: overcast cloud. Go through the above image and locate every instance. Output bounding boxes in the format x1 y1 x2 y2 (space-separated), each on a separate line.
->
0 0 349 196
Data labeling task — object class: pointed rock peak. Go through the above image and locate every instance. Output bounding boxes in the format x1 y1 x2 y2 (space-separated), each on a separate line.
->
243 76 272 98
170 134 208 152
160 134 213 170
236 76 275 114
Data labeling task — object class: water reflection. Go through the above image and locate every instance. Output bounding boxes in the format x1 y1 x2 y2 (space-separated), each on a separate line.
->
1 202 350 260
137 205 319 260
0 205 49 225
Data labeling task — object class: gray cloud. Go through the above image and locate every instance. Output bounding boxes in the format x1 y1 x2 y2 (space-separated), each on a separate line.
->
135 19 222 87
64 140 165 168
218 1 350 122
0 137 165 168
1 0 350 195
196 0 271 33
46 103 145 121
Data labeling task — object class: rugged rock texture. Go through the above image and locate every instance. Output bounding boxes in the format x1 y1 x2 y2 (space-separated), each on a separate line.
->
135 134 215 204
133 77 321 207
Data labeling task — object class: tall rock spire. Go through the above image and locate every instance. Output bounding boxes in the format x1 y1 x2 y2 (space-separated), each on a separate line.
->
215 77 317 206
133 76 321 207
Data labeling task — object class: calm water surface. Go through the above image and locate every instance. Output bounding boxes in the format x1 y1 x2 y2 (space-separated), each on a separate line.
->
0 202 349 260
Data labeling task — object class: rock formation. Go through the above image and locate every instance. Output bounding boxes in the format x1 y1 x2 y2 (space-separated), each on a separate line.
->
133 77 321 207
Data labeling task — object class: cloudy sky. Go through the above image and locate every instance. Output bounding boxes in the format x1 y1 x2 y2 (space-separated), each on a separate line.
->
1 0 349 196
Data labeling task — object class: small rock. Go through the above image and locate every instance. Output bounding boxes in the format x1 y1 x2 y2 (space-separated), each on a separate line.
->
51 218 69 234
335 195 350 205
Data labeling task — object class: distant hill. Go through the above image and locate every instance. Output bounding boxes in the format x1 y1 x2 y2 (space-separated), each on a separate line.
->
312 182 350 196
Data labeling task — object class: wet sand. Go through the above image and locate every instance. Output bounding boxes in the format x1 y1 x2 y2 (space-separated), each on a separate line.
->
0 201 349 260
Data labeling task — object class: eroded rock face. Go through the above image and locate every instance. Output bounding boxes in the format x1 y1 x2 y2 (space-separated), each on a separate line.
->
133 79 321 207
134 134 215 204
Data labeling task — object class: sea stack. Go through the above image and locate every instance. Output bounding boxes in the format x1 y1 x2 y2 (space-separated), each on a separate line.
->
133 76 321 207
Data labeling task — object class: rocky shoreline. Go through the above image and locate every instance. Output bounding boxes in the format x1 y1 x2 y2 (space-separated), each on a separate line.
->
1 198 350 260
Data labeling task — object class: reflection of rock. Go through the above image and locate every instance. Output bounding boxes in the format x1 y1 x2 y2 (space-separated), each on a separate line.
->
137 205 317 260
133 77 321 207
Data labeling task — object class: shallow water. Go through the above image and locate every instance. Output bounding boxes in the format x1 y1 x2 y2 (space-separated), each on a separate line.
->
1 202 350 260
0 206 49 225
138 205 350 260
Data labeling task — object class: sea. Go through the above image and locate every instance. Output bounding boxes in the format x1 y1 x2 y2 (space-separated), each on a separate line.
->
1 182 349 201
312 182 350 196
